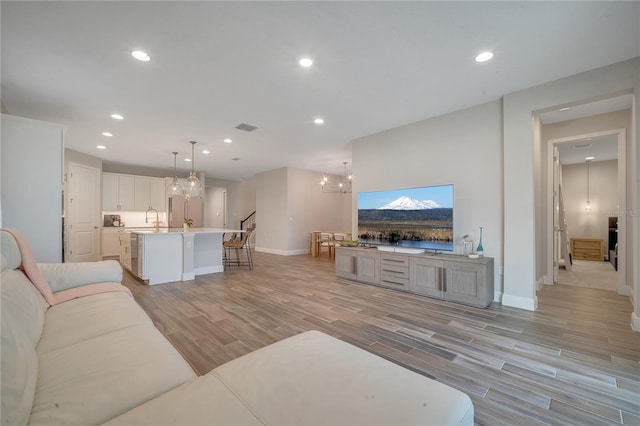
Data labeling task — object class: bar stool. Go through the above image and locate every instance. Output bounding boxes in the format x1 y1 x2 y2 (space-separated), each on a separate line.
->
223 231 253 270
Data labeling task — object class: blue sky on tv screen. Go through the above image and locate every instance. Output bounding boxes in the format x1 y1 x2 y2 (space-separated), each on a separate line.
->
358 185 453 209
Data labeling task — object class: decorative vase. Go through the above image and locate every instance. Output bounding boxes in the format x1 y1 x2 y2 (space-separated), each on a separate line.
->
183 223 189 232
476 227 484 257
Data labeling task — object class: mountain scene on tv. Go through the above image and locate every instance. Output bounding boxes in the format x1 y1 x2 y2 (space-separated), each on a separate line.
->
358 187 453 249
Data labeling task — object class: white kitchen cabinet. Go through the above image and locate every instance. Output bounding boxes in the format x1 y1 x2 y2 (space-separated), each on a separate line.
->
102 173 134 211
150 178 166 212
102 228 122 258
134 176 166 212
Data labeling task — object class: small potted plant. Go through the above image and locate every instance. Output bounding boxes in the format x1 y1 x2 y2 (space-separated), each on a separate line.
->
183 218 193 231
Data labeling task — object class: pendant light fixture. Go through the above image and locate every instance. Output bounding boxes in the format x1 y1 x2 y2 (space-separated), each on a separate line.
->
585 159 592 212
184 140 202 198
167 152 184 196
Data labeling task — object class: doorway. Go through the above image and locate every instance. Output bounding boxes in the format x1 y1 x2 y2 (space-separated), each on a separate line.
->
546 129 627 295
204 186 227 228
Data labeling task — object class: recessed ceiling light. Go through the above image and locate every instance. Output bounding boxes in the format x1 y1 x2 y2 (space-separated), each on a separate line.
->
224 138 232 143
102 132 113 137
184 158 191 162
202 150 210 154
559 107 571 112
96 145 106 150
110 114 124 120
314 118 325 124
131 50 151 62
474 51 494 63
232 157 240 161
299 58 313 67
585 156 595 161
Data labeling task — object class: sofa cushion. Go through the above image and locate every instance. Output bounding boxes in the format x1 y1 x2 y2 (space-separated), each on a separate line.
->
1 229 55 305
30 323 196 425
38 260 123 292
1 230 22 271
213 330 474 425
103 374 263 426
1 269 49 425
102 331 474 426
37 292 153 355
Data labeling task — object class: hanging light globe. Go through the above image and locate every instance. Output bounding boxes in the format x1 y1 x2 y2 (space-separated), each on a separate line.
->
167 151 184 196
184 141 202 198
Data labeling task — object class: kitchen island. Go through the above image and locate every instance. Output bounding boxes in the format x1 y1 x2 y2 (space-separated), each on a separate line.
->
126 228 242 285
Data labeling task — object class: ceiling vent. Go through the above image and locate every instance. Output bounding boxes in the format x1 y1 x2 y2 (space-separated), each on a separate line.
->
235 123 258 132
573 143 592 149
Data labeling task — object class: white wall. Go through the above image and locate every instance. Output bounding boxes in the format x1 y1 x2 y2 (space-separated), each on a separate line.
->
562 160 618 246
633 95 640 331
255 168 289 252
1 114 64 262
256 167 352 255
352 100 504 301
502 57 639 311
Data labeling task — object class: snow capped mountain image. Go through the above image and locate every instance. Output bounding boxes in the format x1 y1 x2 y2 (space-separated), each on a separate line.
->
378 196 442 210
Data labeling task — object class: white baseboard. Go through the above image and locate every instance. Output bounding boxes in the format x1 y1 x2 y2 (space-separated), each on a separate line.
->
632 312 640 332
195 265 223 275
493 291 503 303
255 247 310 256
537 277 545 291
502 294 538 311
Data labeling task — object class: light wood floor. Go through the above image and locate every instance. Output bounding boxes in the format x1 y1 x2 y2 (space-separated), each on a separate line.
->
558 259 618 292
122 251 640 426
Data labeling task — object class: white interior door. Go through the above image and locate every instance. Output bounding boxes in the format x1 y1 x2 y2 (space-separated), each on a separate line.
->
67 163 100 262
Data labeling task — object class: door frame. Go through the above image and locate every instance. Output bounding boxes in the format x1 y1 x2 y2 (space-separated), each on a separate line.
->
545 128 627 295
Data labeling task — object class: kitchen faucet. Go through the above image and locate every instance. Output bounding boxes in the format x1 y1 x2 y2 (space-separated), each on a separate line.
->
145 208 162 232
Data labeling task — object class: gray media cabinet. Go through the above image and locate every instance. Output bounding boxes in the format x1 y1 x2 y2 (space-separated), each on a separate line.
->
335 246 494 308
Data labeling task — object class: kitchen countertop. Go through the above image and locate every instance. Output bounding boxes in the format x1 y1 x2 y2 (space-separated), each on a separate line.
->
128 228 242 235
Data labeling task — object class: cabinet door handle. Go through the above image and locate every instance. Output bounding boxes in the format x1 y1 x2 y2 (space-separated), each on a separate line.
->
442 268 446 292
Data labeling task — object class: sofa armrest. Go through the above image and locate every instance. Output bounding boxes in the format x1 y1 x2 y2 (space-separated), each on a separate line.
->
37 260 123 292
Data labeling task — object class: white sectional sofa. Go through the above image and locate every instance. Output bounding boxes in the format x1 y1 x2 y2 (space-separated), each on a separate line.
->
1 229 474 425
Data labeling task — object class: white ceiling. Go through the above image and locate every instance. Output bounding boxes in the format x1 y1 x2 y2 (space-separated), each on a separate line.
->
2 1 639 180
556 134 620 166
541 94 633 165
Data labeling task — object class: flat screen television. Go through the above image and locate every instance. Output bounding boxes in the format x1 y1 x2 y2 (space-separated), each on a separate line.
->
357 184 454 252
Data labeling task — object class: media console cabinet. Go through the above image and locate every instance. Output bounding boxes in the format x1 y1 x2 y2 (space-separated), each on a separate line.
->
335 246 494 308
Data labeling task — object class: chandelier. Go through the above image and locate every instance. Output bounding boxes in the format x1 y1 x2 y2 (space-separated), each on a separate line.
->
321 162 352 193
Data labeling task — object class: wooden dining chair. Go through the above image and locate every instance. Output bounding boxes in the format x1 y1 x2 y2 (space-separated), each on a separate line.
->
318 232 334 259
333 233 348 247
